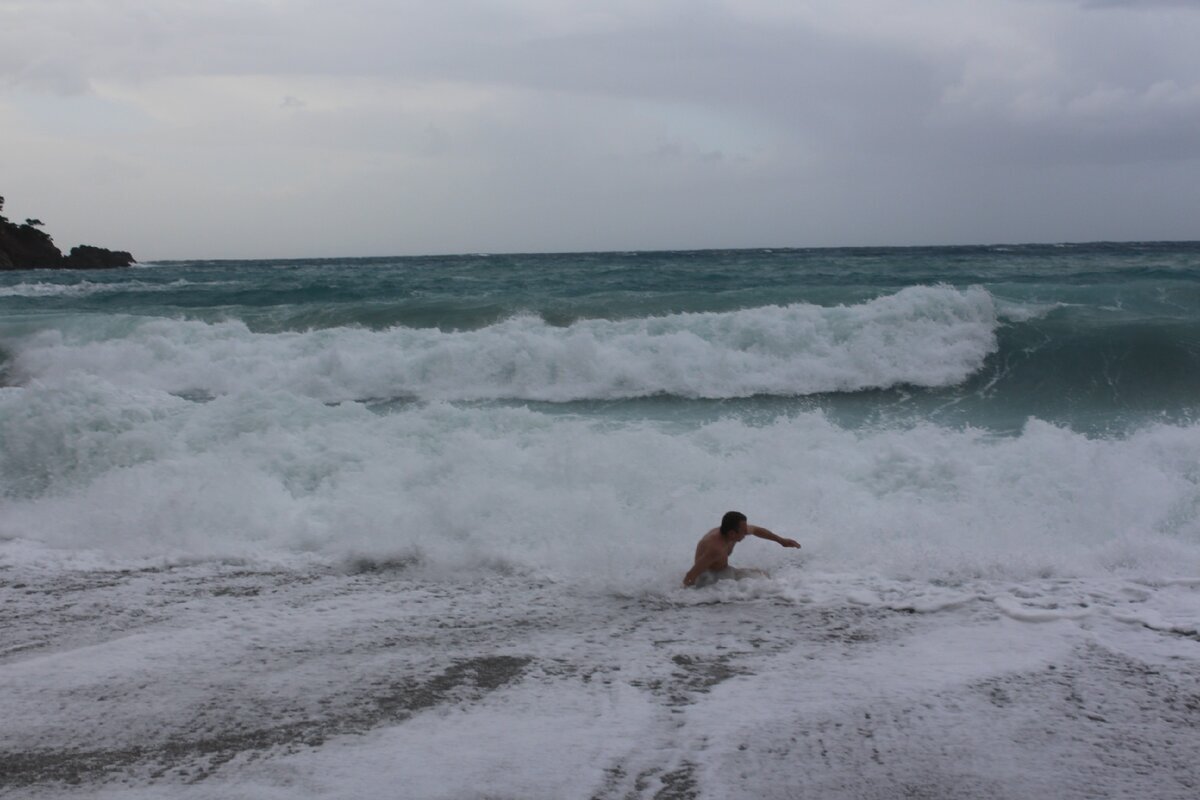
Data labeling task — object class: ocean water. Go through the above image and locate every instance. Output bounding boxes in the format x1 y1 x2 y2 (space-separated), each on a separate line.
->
2 244 1199 798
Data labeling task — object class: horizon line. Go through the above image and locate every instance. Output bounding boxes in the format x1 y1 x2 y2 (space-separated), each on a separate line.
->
140 238 1200 265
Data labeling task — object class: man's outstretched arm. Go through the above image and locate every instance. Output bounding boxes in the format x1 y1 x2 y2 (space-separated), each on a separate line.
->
750 525 801 548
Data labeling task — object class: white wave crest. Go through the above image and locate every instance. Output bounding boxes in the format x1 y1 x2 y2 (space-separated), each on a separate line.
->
5 285 999 401
0 279 198 298
1 386 1197 589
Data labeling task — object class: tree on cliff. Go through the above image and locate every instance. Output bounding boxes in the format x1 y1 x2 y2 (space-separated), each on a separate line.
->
0 192 135 270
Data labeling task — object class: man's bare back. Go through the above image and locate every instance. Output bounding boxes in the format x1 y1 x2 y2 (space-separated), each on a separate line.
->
683 511 801 587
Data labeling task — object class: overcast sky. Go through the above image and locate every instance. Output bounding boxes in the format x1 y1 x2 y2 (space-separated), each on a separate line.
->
2 0 1199 259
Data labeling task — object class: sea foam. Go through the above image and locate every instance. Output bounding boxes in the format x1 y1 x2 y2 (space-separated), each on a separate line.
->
3 279 1196 592
0 279 197 298
2 380 1197 591
4 285 998 402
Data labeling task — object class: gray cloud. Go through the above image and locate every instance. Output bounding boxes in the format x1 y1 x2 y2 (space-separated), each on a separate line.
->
1083 1 1200 9
1 1 1197 257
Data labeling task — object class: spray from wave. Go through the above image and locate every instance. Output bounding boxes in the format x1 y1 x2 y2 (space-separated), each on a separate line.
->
2 381 1197 588
0 279 201 299
4 285 998 402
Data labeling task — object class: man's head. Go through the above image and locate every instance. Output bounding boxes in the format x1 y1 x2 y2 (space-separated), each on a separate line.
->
720 511 748 539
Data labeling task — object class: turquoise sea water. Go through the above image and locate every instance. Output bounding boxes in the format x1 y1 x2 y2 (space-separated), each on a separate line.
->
4 243 1198 431
5 243 1200 799
1 243 1199 579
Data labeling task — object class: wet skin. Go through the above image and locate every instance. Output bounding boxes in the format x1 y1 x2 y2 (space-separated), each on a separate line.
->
682 520 800 587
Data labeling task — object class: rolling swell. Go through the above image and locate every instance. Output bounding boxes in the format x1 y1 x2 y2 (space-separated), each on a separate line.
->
3 244 1199 576
2 285 998 403
5 283 1198 420
811 297 1200 431
978 312 1200 414
2 244 1197 427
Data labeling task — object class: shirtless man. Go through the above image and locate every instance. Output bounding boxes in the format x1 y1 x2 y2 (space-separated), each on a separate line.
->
682 511 801 587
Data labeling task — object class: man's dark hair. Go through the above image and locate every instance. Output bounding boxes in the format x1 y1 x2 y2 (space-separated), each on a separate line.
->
720 511 747 535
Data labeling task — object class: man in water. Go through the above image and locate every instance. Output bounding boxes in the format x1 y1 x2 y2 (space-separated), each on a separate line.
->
682 511 801 587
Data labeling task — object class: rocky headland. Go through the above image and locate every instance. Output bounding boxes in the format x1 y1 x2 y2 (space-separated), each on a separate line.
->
0 195 135 270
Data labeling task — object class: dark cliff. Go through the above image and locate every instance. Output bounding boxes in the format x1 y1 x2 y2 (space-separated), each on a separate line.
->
0 195 135 270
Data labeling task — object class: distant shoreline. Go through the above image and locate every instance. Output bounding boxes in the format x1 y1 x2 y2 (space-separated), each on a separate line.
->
0 194 135 271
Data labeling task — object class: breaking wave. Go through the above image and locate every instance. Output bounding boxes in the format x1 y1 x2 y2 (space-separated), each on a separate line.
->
3 285 998 402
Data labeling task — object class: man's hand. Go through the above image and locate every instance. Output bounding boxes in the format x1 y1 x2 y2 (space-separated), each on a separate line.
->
750 526 800 549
